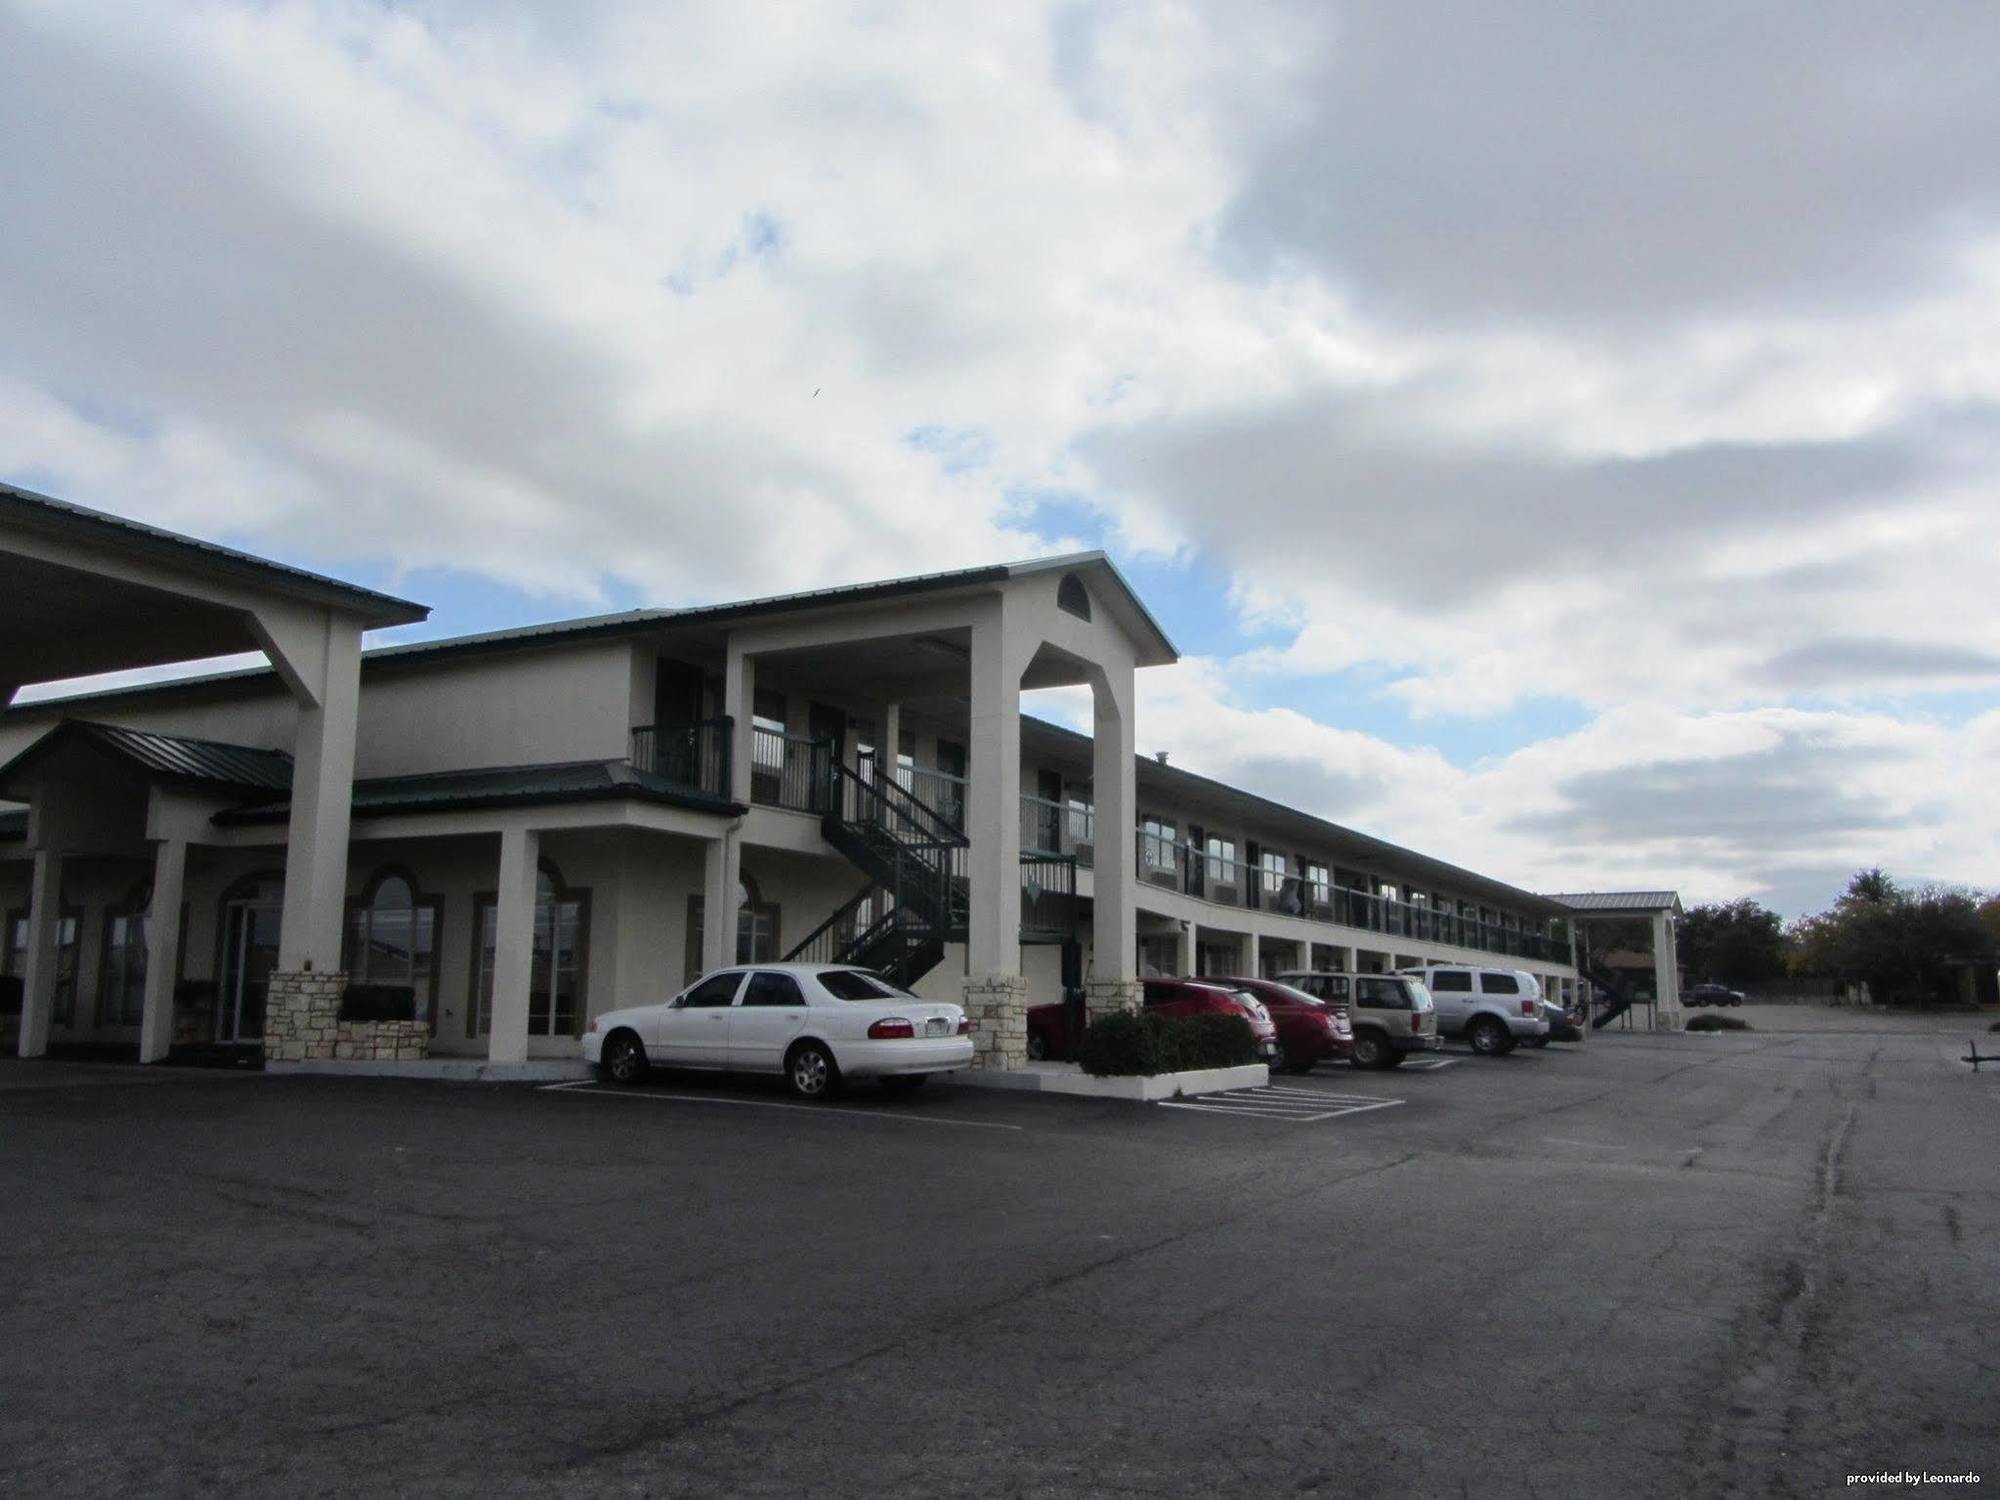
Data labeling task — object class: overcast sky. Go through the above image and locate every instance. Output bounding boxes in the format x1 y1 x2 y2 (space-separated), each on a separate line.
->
4 0 1997 916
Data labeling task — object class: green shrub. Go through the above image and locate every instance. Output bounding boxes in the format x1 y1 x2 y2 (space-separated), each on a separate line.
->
1164 1013 1259 1071
340 984 418 1023
1078 1009 1258 1076
1685 1012 1752 1032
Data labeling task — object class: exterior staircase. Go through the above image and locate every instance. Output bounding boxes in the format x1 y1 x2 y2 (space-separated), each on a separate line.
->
1582 954 1642 1029
784 756 968 989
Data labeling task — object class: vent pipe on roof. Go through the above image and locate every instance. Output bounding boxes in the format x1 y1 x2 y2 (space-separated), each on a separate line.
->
1153 750 1169 764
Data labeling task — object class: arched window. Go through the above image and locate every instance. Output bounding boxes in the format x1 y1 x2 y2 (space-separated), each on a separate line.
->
474 861 589 1039
5 897 82 1028
98 880 154 1028
737 873 780 965
1057 572 1092 622
345 869 442 1025
681 871 783 983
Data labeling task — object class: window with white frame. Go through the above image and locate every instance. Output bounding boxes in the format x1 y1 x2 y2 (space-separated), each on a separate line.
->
98 884 152 1028
1261 850 1288 900
4 907 80 1025
1205 835 1238 889
345 871 441 1024
1141 817 1178 872
475 865 587 1038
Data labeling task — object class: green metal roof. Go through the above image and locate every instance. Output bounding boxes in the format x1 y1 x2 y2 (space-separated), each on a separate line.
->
9 550 1176 712
1022 715 1572 919
213 759 743 825
1545 891 1684 915
0 719 294 798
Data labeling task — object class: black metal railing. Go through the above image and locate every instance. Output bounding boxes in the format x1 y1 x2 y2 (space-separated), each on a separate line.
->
1020 852 1078 942
1131 826 1572 965
749 728 831 812
629 717 733 799
825 760 968 866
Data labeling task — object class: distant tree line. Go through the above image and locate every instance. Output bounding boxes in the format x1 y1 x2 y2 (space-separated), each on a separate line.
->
1676 869 1999 1006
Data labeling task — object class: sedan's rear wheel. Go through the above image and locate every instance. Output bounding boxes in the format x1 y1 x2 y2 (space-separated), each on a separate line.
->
1468 1017 1513 1056
1026 1031 1048 1062
785 1040 840 1100
601 1031 647 1086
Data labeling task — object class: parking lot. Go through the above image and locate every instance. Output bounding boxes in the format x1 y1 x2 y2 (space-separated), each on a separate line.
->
3 1013 1995 1497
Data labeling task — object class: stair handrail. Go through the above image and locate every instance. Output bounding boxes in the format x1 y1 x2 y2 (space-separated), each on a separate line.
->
785 884 882 965
823 759 968 850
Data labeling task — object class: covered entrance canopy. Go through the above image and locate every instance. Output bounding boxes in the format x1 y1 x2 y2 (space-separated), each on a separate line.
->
1 482 427 1059
1546 890 1685 1029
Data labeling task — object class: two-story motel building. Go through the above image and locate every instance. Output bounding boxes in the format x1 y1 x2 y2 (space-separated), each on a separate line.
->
1 483 1583 1069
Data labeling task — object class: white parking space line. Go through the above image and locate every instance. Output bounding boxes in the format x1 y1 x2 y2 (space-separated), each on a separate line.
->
1158 1086 1405 1123
1397 1058 1458 1071
538 1081 1024 1130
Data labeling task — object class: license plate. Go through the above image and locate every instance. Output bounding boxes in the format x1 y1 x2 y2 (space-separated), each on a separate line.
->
925 1018 950 1037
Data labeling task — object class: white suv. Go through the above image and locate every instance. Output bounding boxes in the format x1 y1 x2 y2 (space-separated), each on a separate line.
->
1398 965 1548 1056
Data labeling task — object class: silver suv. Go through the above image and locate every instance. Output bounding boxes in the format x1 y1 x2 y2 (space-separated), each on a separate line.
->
1278 971 1441 1069
1398 965 1548 1056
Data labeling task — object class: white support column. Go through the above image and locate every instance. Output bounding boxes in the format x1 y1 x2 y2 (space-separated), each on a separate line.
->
488 826 540 1064
701 830 739 974
1339 945 1357 974
965 605 1022 979
17 849 62 1058
1089 660 1137 984
723 638 755 807
1653 911 1682 1029
1249 931 1263 980
251 611 363 975
880 700 901 780
1176 921 1196 977
137 837 188 1063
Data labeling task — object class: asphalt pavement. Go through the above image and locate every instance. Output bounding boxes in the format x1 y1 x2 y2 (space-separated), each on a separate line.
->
2 1012 1994 1498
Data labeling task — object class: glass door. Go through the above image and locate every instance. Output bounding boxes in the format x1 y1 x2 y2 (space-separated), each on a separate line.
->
219 893 282 1043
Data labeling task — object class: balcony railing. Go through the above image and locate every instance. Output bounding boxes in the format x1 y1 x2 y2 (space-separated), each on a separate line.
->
1021 793 1096 861
751 729 831 812
900 765 966 830
1020 852 1077 941
629 718 733 800
1131 830 1572 964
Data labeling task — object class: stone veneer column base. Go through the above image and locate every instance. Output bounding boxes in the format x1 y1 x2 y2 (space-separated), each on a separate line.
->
962 973 1029 1071
1083 978 1144 1028
264 972 433 1062
264 970 348 1063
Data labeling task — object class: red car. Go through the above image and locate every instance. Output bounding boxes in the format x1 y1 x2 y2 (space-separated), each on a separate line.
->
1206 976 1354 1074
1026 977 1280 1062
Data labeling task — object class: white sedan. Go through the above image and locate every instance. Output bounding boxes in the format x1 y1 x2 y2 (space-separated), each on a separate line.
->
582 963 975 1098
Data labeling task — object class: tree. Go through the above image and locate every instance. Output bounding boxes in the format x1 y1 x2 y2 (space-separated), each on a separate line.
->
1790 869 1998 1005
1679 899 1788 984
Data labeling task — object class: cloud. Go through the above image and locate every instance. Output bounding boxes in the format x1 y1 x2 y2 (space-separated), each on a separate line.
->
4 0 1999 911
1130 671 1999 916
1755 638 2000 694
1219 1 2000 333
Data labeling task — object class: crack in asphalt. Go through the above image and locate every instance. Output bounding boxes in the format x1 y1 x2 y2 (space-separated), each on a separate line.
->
1678 1097 1857 1499
554 1151 1423 1476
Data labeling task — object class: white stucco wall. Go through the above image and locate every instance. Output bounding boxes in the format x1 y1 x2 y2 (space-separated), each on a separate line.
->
1 639 640 784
